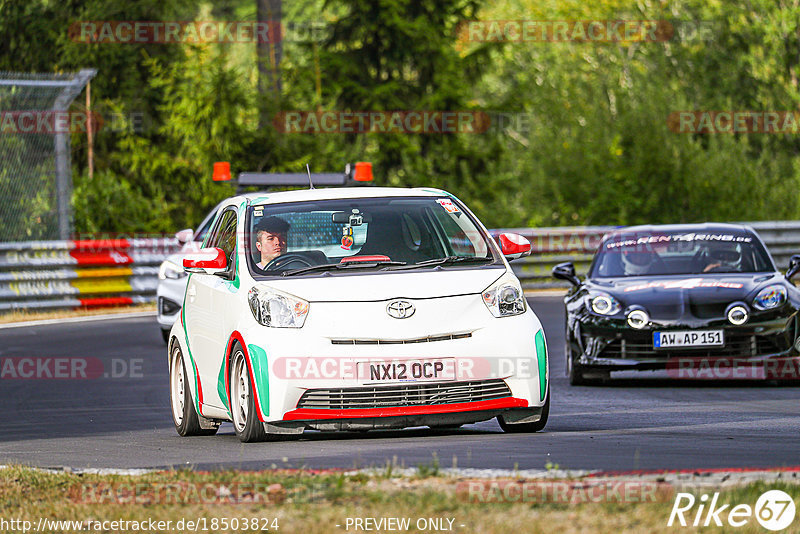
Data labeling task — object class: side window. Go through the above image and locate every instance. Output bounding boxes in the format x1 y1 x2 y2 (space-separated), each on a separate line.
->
206 209 237 276
194 209 218 244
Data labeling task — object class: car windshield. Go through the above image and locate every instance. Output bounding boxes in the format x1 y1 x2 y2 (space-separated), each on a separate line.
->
591 230 774 277
246 196 497 276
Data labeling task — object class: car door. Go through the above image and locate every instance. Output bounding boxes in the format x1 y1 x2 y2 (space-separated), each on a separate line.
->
184 207 238 411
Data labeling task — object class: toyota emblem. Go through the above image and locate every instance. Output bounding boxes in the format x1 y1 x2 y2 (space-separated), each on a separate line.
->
386 300 415 319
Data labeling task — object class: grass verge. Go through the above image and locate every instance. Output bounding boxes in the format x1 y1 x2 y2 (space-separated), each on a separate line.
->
0 465 798 533
0 304 155 324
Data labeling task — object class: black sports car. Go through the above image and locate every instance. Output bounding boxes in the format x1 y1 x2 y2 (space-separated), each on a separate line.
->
552 223 800 384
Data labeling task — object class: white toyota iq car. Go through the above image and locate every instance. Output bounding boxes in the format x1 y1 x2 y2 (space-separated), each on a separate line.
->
168 186 550 441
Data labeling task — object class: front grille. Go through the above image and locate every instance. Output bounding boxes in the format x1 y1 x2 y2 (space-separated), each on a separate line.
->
689 302 729 319
331 332 472 345
599 331 791 360
296 379 511 410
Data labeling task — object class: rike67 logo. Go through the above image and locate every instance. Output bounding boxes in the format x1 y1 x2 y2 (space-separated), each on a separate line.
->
668 490 796 531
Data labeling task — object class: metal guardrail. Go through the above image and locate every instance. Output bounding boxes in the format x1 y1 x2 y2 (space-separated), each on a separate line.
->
1 222 799 312
0 238 178 311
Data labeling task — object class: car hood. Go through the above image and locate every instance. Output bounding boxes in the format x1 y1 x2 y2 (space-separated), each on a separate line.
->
588 272 784 320
256 267 507 302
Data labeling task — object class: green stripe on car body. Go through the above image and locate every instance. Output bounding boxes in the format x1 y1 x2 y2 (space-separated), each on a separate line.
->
535 329 548 401
180 273 203 414
217 358 230 414
247 344 270 417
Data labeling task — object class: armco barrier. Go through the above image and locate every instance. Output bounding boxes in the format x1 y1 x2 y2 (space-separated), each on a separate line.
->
0 238 179 312
1 222 799 312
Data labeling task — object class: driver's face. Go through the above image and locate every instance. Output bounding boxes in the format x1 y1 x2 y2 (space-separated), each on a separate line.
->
257 231 287 263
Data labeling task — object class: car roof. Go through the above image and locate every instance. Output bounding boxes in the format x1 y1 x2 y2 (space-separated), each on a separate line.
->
604 222 755 240
239 187 448 206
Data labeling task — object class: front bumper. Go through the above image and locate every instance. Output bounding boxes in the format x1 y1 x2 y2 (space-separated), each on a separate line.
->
236 296 549 425
574 314 799 372
280 397 531 431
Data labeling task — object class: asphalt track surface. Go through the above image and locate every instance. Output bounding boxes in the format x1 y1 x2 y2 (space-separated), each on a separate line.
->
0 296 798 472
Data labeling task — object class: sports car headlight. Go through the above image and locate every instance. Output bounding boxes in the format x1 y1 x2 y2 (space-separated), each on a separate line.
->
158 260 186 280
753 285 787 310
588 293 621 315
248 286 309 328
482 275 526 317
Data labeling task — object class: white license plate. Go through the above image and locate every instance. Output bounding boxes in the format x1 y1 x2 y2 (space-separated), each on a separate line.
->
653 330 724 348
358 358 456 383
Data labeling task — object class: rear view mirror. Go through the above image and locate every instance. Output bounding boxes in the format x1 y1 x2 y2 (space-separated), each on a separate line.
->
498 233 531 261
331 211 372 225
552 261 581 287
787 254 800 280
175 228 194 244
183 247 228 275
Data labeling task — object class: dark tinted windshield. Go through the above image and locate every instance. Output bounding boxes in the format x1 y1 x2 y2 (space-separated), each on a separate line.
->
247 196 497 275
591 231 774 277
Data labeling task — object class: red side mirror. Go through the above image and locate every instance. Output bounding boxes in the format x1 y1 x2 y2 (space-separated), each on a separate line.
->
183 247 228 271
499 233 531 260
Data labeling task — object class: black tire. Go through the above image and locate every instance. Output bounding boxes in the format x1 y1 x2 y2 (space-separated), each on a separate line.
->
497 390 549 433
567 345 589 386
169 344 218 437
229 342 267 443
161 328 170 343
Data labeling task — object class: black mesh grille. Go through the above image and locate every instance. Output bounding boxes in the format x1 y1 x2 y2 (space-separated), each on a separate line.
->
330 333 472 345
296 379 512 410
599 330 791 360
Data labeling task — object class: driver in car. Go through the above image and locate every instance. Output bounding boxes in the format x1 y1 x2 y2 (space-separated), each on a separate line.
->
255 216 289 269
702 241 742 272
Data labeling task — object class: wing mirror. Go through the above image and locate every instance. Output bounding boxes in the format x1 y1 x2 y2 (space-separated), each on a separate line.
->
175 228 194 244
786 254 800 280
498 233 531 261
552 261 581 287
183 247 228 275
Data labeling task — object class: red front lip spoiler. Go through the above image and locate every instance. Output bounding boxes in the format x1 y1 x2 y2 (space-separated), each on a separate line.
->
282 397 527 421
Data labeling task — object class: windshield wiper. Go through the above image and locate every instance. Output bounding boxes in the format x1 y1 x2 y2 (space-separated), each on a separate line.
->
387 256 494 271
281 260 407 277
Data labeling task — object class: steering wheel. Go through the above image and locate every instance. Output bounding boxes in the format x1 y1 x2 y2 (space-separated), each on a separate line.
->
703 264 728 273
264 253 314 271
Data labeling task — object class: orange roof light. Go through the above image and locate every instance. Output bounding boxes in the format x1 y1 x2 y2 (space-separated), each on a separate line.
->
353 161 373 182
213 161 231 181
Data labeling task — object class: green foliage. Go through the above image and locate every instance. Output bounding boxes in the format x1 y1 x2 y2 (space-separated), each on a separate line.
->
2 0 800 234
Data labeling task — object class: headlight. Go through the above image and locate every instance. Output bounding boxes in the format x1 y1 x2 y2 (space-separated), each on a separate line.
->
587 293 621 315
248 286 309 328
727 304 749 325
158 260 186 280
482 275 526 318
753 285 787 310
627 309 649 329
